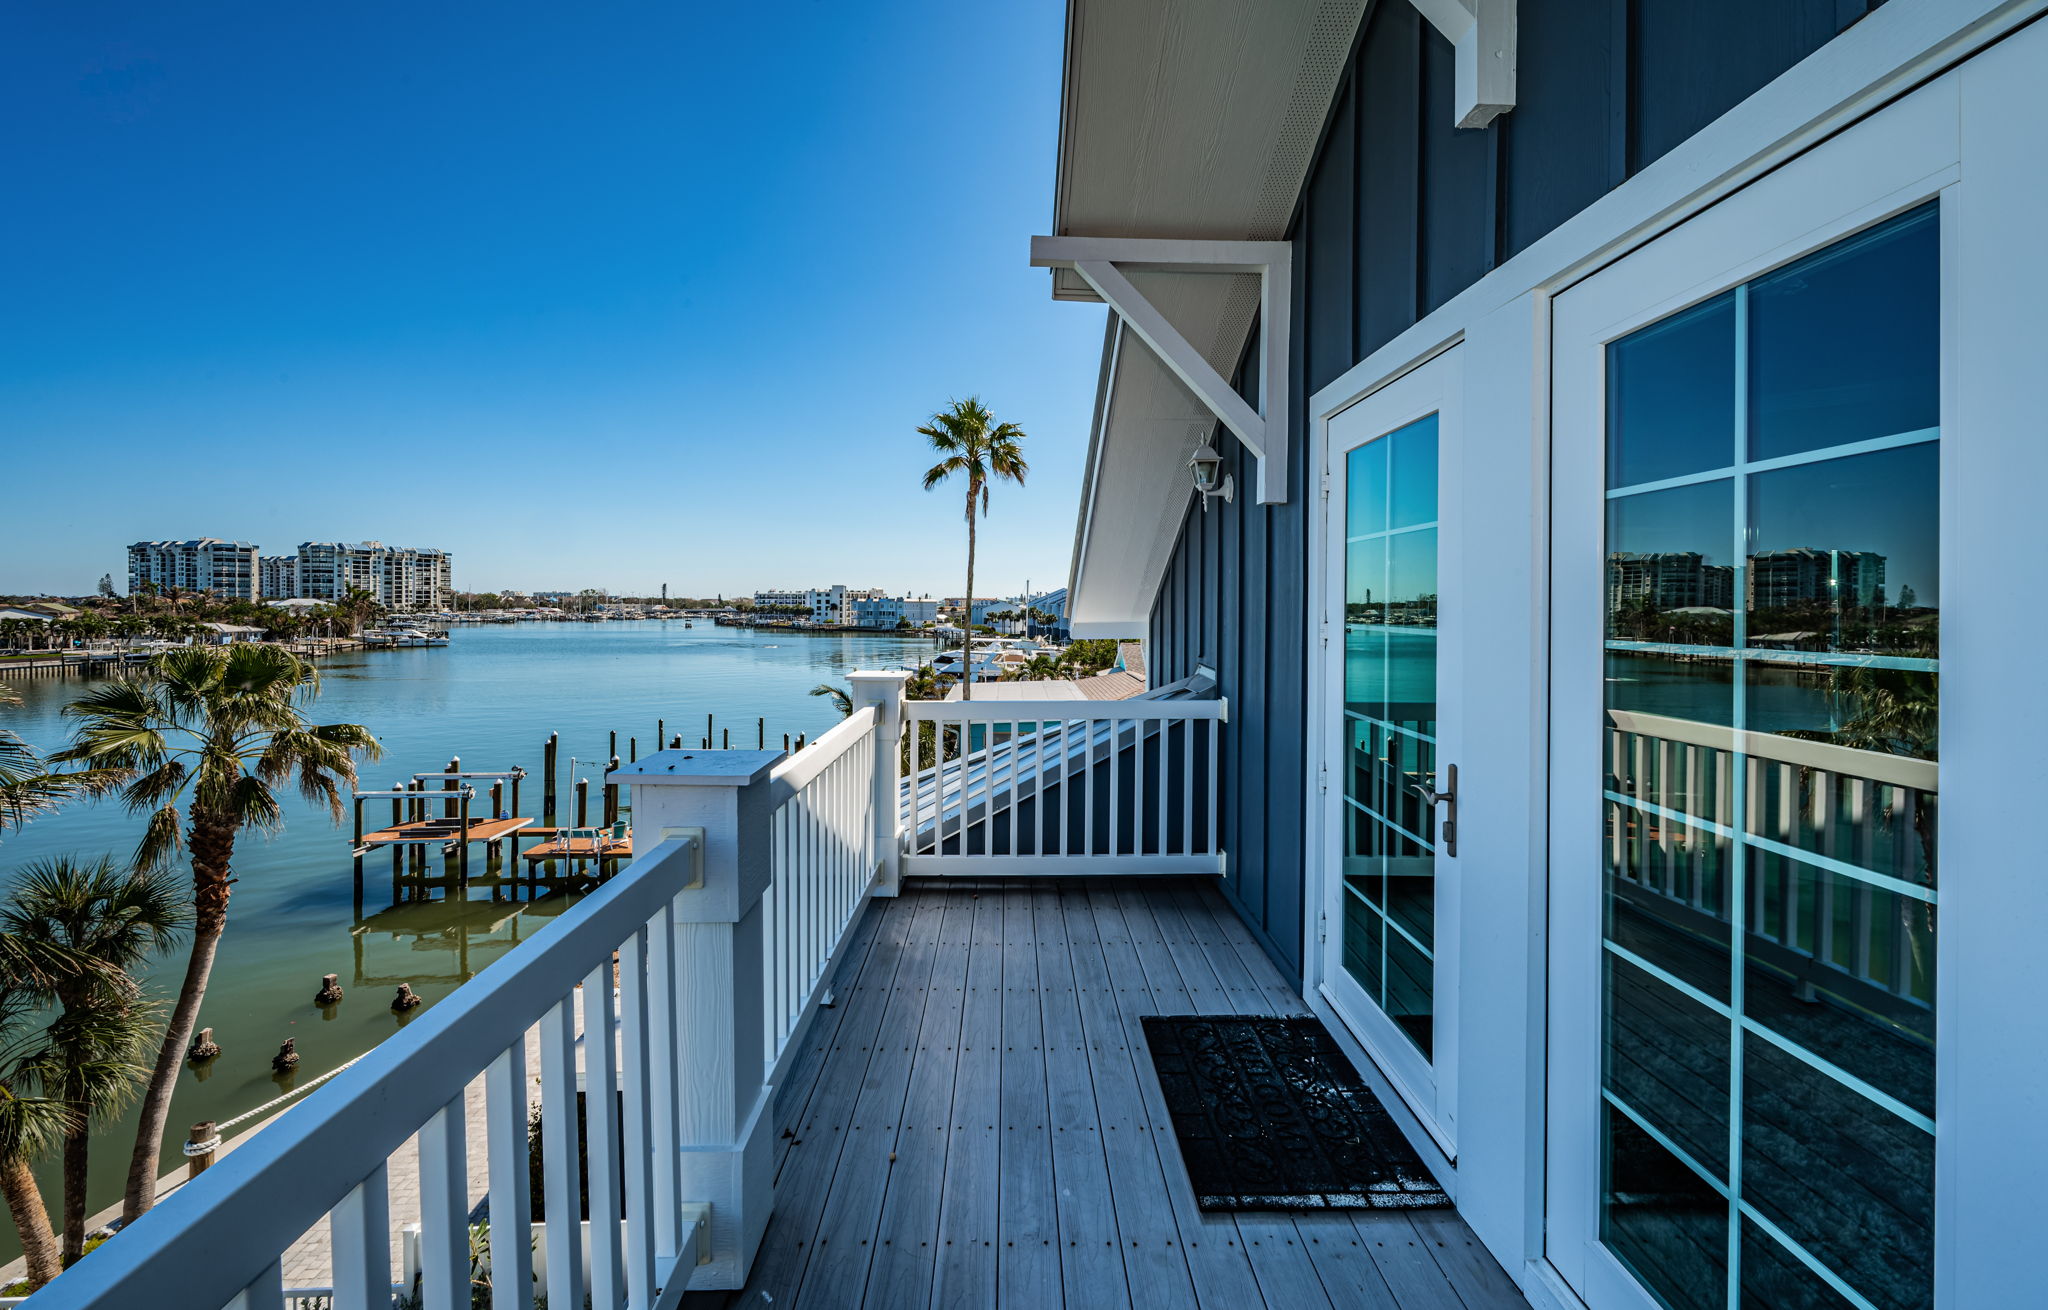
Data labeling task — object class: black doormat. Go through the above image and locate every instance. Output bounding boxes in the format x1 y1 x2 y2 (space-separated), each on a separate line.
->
1141 1016 1451 1211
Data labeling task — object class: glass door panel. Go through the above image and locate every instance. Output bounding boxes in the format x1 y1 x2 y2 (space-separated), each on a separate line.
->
1597 204 1939 1310
1342 412 1440 1060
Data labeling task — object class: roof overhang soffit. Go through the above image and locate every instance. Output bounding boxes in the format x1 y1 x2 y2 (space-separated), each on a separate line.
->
1408 0 1518 128
1030 236 1293 505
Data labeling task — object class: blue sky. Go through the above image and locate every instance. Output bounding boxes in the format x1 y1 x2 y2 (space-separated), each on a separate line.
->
0 2 1105 599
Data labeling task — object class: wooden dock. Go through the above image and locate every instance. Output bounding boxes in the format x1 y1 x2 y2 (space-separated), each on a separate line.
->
516 827 633 866
684 877 1528 1310
356 815 533 850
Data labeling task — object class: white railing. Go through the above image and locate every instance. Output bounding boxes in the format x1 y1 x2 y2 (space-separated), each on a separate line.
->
761 704 880 1077
41 686 915 1310
1605 708 1936 1013
47 831 710 1310
899 697 1225 875
29 673 1232 1308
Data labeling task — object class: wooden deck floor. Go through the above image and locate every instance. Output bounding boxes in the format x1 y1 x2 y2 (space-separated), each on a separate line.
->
687 877 1527 1310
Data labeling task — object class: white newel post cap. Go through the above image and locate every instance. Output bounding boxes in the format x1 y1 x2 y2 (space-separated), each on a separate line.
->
847 668 911 704
608 748 782 922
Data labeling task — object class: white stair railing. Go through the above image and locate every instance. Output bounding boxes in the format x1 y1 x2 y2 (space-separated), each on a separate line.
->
900 697 1226 875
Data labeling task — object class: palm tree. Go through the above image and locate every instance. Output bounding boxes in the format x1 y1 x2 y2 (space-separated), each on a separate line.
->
53 645 381 1221
2 857 185 1262
809 684 853 718
336 586 384 638
0 988 71 1289
1 684 126 838
919 397 1027 702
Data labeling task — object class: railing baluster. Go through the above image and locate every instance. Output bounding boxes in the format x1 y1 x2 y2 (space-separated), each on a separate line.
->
225 1258 284 1310
1158 719 1170 857
1111 717 1124 856
583 959 625 1310
418 1097 469 1310
485 1041 535 1309
1206 718 1219 856
618 925 657 1308
1008 723 1021 856
1083 716 1096 858
328 1164 391 1310
540 995 585 1305
645 902 682 1261
1132 716 1146 855
1181 719 1194 856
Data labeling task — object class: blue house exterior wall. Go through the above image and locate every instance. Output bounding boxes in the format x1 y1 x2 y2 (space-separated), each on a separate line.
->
1143 0 1887 984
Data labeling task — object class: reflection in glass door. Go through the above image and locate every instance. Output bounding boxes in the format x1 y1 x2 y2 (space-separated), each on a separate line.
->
1342 414 1440 1060
1597 204 1938 1310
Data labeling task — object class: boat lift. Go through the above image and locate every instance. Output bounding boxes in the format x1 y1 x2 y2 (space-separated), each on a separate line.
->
350 768 536 886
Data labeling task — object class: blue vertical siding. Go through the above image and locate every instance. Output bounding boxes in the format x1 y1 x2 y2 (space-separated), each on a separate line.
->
1141 0 1876 985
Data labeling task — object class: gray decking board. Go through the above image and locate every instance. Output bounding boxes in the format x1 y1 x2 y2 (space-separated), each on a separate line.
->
1058 885 1203 1310
863 885 975 1308
1087 885 1272 1310
790 888 952 1306
688 879 1529 1310
1034 883 1136 1307
930 887 1006 1309
734 891 921 1309
771 891 891 1173
994 886 1063 1308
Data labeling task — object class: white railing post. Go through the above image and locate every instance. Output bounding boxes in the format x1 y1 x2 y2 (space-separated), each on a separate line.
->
848 669 911 897
613 748 780 1291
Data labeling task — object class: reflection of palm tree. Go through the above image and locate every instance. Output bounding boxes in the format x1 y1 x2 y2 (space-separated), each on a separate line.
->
1821 666 1937 760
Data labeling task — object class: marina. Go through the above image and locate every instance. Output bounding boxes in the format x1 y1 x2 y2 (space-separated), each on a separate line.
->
0 619 938 1268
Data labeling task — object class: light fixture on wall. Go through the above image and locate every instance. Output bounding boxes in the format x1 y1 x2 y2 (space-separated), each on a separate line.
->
1189 442 1234 511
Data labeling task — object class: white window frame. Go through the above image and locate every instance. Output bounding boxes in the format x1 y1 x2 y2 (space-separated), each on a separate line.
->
1316 347 1466 1162
1547 69 1960 1310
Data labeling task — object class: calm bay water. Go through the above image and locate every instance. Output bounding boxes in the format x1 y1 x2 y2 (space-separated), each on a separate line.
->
0 621 936 1260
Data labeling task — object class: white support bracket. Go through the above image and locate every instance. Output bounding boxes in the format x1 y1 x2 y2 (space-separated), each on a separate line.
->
1409 0 1517 128
1031 235 1292 504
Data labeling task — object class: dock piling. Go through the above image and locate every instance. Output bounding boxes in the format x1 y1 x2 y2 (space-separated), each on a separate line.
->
543 733 558 826
184 1122 220 1180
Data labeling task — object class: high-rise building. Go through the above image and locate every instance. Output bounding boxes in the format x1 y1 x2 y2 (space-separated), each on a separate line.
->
258 555 299 599
1606 551 1736 616
295 541 451 611
1747 548 1886 610
127 539 259 600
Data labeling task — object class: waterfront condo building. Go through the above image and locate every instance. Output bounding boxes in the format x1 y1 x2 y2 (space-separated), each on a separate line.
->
125 538 258 600
60 6 2048 1310
295 540 451 612
257 553 299 600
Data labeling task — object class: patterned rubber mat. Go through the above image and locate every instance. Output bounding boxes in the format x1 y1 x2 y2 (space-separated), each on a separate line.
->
1141 1015 1451 1211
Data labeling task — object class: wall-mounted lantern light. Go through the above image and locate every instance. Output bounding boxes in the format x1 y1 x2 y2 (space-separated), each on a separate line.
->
1189 442 1234 511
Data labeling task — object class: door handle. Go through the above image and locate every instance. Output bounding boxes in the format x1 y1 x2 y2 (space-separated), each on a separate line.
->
1408 763 1457 857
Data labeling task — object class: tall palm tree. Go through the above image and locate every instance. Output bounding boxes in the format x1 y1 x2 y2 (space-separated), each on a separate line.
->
919 397 1027 702
0 988 71 1290
53 645 381 1220
2 857 185 1262
809 684 854 718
